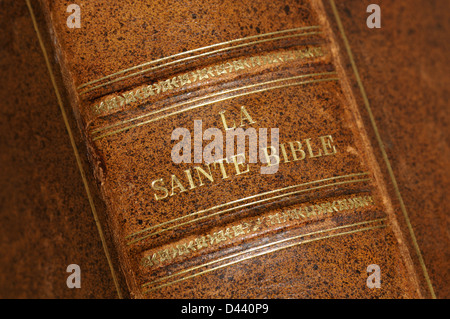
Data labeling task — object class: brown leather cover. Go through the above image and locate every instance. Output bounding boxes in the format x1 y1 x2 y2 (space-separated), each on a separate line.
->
0 0 119 298
0 0 447 298
321 0 450 299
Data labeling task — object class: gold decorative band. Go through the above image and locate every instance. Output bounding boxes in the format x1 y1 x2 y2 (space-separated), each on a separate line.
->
140 193 376 270
92 71 336 136
77 26 322 95
91 73 339 141
126 172 370 245
90 46 327 117
141 218 387 293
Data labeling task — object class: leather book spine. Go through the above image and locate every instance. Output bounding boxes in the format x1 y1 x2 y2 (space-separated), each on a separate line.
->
31 0 432 298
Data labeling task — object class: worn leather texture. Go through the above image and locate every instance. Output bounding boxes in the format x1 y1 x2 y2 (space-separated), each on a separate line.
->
0 0 447 298
0 0 119 298
321 0 450 299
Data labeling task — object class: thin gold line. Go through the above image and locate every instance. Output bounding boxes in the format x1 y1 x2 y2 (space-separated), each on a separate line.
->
128 178 371 245
24 0 123 298
91 71 337 135
329 0 435 298
79 31 323 95
143 222 387 293
142 218 386 288
93 77 339 141
125 172 368 239
76 26 321 91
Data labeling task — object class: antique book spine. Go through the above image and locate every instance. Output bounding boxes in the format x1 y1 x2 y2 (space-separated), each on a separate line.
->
28 0 434 298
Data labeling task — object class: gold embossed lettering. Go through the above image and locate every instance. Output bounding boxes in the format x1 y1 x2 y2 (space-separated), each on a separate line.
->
320 135 337 156
194 164 214 186
289 141 306 161
152 178 169 201
170 174 187 196
305 138 323 158
230 154 250 176
219 110 236 131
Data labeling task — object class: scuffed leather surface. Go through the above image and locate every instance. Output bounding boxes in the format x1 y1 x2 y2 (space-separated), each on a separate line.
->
322 0 449 298
0 0 447 299
0 1 118 298
38 0 425 298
